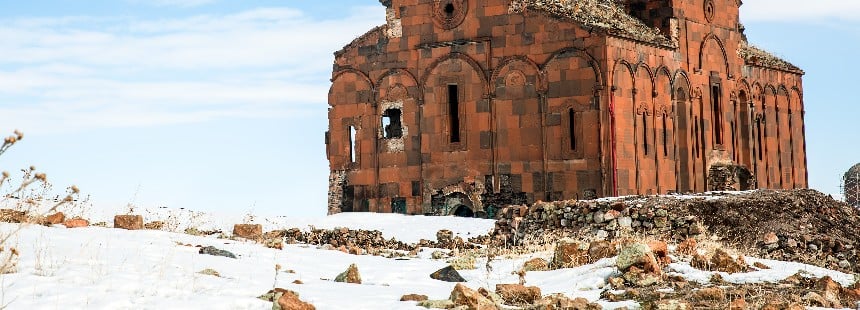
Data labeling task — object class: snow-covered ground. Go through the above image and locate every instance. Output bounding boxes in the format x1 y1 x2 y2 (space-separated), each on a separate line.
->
0 213 856 309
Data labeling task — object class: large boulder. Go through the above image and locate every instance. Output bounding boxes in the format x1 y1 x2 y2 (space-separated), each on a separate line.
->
449 283 496 310
45 212 65 225
63 218 89 228
551 239 587 269
522 258 549 271
430 265 466 282
616 243 659 273
710 249 748 273
114 215 143 230
587 240 617 262
233 224 263 240
334 263 361 284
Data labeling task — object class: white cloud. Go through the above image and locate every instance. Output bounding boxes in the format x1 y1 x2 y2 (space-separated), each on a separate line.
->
742 0 860 21
0 6 385 134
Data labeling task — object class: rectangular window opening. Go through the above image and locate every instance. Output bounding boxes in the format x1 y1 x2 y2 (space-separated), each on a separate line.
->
349 125 357 164
711 84 723 145
756 119 764 161
662 116 668 157
382 108 403 139
642 113 649 155
568 109 577 151
448 84 461 143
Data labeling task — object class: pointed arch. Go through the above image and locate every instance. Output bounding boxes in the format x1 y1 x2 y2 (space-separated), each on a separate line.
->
420 52 488 94
699 33 730 76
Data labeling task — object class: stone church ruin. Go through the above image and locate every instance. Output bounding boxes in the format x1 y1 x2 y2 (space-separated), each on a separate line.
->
326 0 808 216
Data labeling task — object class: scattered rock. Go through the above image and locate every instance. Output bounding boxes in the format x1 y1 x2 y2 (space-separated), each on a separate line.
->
63 218 89 228
815 276 843 308
522 257 548 271
763 232 779 245
693 287 726 302
647 240 670 265
654 299 690 310
233 224 263 240
276 289 316 310
417 299 455 309
45 212 65 225
677 238 697 256
616 243 659 274
114 215 144 230
551 239 587 269
197 268 220 277
430 265 466 282
710 249 747 273
535 294 600 310
495 284 540 305
588 240 617 262
449 283 495 310
753 262 770 269
198 246 237 259
144 221 164 230
264 238 284 250
802 291 829 307
292 280 303 284
400 294 428 302
334 263 361 284
0 209 27 223
448 254 477 270
729 298 747 310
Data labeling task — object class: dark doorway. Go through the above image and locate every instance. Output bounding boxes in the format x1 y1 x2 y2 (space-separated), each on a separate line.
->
452 205 473 217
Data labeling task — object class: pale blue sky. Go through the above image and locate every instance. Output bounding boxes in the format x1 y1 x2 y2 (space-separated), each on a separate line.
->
0 0 857 218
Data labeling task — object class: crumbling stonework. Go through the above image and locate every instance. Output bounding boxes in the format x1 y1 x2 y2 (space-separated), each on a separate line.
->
492 189 860 273
326 0 808 216
843 163 860 208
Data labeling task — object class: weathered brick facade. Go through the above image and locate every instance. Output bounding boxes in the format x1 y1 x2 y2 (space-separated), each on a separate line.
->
326 0 808 216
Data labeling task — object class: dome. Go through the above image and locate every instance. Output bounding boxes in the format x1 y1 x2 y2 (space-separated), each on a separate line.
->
845 163 860 180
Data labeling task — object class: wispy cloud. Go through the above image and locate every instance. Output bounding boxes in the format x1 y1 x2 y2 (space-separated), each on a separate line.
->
742 0 860 21
127 0 217 8
0 6 384 134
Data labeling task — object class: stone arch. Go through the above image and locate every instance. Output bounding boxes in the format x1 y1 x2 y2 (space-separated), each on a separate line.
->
492 58 542 164
376 68 419 101
776 85 791 188
790 87 806 187
611 59 636 195
762 85 778 187
541 49 603 200
421 53 491 187
543 47 604 91
672 70 696 192
633 64 657 195
654 67 676 193
736 85 753 168
672 69 692 100
420 52 488 95
491 56 542 95
699 33 730 76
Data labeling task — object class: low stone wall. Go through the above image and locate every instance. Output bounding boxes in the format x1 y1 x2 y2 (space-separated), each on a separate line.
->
493 196 705 245
493 189 860 273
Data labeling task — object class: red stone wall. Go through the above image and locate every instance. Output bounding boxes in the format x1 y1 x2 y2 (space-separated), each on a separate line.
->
326 0 808 216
